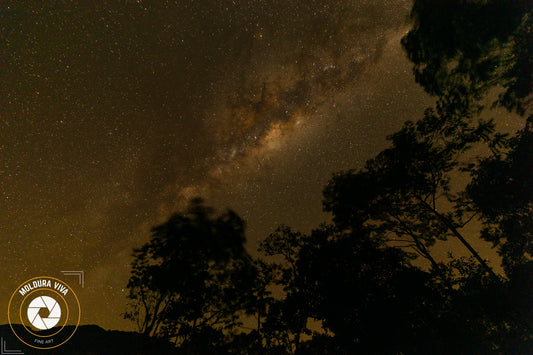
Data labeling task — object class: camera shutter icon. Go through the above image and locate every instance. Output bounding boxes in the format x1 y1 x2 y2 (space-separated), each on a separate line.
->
27 296 61 330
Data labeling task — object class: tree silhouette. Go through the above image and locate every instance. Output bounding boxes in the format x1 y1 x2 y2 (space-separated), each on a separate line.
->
322 0 532 284
402 0 532 115
465 123 533 270
258 226 313 354
124 198 253 350
298 226 435 354
323 108 500 280
315 1 533 352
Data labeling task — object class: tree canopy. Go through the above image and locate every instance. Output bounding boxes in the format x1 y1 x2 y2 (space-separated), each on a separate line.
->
124 198 254 350
402 0 532 115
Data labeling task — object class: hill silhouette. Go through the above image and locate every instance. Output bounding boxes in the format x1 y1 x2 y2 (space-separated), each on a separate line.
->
0 324 176 354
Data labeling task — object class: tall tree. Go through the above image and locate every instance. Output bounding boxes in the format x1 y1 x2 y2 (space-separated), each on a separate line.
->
323 0 532 280
402 0 532 116
124 198 253 349
258 225 312 354
323 107 500 279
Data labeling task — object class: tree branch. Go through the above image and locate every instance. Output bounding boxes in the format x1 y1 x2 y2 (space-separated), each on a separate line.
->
417 197 500 281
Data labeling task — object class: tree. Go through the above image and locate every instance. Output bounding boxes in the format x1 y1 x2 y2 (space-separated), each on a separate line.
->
258 225 312 354
315 2 533 351
124 198 253 349
296 226 436 354
238 258 277 351
316 1 533 351
402 0 532 116
323 0 532 282
323 108 500 280
467 123 533 272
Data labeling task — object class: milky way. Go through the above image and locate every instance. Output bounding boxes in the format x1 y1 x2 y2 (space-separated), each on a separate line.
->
0 0 444 329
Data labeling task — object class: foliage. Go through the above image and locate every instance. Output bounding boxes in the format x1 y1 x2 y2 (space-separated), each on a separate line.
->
124 198 253 348
467 125 533 272
402 0 532 115
323 107 499 279
258 226 313 353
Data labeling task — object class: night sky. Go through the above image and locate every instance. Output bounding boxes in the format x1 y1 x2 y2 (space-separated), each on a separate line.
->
1 0 517 330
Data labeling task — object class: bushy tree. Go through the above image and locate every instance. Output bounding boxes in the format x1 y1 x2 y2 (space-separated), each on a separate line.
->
467 125 533 272
258 226 313 354
124 198 253 350
402 0 532 115
323 108 500 280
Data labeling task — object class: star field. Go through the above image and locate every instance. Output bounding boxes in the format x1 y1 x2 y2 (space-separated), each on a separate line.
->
0 0 443 330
